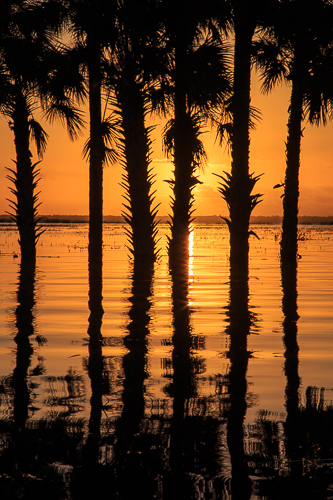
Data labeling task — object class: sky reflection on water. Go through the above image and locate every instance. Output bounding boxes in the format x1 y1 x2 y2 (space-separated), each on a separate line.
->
1 223 333 498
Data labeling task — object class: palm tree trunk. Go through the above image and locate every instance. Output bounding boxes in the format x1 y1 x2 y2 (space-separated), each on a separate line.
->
12 90 37 263
87 34 104 313
169 29 192 266
228 7 255 282
117 75 157 263
281 74 303 267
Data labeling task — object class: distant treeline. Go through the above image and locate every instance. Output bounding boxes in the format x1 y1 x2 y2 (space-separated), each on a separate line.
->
1 214 333 225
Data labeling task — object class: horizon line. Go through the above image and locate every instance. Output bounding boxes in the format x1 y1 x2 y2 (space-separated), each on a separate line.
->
1 214 333 221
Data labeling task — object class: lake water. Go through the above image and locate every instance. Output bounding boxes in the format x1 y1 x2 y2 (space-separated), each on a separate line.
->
0 223 333 498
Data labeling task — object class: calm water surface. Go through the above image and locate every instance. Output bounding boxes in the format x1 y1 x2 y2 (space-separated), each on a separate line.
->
0 223 333 498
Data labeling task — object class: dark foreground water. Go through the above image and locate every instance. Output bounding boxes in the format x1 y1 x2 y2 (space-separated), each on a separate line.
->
1 223 333 499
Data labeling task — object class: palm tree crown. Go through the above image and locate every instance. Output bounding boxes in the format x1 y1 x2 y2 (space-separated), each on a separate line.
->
254 0 333 264
1 0 85 262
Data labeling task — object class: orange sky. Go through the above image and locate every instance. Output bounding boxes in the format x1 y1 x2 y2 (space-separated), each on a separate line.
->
1 71 333 217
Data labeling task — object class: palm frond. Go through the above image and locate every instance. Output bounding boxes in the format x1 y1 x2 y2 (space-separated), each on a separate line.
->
303 45 333 126
252 38 289 94
45 99 85 140
29 118 48 158
249 105 262 130
162 118 175 158
5 160 44 239
214 120 233 148
83 115 120 166
187 34 232 111
163 112 208 171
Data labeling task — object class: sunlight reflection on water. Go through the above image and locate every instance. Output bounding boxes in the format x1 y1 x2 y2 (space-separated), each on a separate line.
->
1 222 333 496
1 223 333 423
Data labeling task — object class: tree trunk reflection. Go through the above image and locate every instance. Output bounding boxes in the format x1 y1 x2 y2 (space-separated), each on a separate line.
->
226 277 253 499
113 260 155 497
281 253 301 476
12 258 36 433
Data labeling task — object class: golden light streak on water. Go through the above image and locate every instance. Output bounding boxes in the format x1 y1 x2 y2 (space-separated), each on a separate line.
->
1 223 333 423
1 222 333 495
188 226 194 307
188 225 194 276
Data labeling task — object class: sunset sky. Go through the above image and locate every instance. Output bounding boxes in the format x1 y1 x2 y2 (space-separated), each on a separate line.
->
1 70 333 218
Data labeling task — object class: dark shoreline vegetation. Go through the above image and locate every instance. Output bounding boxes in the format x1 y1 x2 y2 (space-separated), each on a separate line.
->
1 214 333 225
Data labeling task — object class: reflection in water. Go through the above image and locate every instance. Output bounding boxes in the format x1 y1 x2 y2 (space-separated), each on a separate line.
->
113 260 156 497
166 235 226 498
226 277 253 499
0 258 68 497
12 257 36 433
168 239 198 492
280 258 333 496
3 225 333 497
73 241 107 496
188 227 194 282
251 257 333 497
84 280 104 464
281 256 301 474
121 261 153 434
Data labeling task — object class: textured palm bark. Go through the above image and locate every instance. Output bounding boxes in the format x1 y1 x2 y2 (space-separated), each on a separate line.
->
12 91 37 263
117 75 157 263
87 34 104 314
228 8 255 282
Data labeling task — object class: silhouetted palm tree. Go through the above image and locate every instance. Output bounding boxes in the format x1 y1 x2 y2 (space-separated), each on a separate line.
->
68 0 118 307
107 0 164 262
1 1 85 262
215 0 269 282
254 0 333 266
161 0 231 265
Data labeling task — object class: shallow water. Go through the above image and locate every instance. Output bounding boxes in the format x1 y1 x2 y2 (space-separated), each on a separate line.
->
0 223 333 498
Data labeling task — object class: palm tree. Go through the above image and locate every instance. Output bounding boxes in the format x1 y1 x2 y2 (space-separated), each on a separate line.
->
161 0 232 265
254 0 333 267
106 0 165 263
215 0 269 282
67 0 118 310
0 1 85 262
